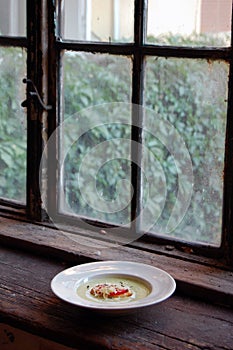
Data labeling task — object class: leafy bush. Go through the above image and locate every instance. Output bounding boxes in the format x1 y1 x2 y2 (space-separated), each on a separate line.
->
0 47 26 202
63 53 132 224
145 57 227 243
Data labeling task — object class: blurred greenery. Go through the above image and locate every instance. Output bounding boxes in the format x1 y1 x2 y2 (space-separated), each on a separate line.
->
63 53 132 224
0 47 26 202
144 57 227 244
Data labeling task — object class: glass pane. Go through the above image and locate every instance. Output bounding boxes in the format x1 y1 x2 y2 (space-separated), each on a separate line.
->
60 52 132 225
59 0 134 42
143 57 228 245
147 0 231 47
0 47 27 202
0 0 26 37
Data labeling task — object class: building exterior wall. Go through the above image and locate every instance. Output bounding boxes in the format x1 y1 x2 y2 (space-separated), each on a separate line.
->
92 0 113 40
147 0 201 36
0 0 26 36
200 0 232 33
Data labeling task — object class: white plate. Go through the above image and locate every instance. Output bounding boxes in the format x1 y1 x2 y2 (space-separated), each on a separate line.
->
51 261 176 315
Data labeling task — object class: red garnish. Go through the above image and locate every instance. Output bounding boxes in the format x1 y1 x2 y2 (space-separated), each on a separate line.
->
90 283 133 299
109 288 129 297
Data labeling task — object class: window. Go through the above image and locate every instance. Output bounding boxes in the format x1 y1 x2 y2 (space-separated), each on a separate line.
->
0 0 233 265
0 0 27 203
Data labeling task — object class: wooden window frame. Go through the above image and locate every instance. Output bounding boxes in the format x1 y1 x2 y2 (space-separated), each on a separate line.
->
0 0 233 270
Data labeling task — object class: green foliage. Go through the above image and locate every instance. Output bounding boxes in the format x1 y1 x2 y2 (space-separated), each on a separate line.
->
145 57 227 243
63 53 132 224
147 32 231 47
0 47 26 201
63 52 131 116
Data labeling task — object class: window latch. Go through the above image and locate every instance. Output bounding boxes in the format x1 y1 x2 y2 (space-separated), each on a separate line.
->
21 78 52 111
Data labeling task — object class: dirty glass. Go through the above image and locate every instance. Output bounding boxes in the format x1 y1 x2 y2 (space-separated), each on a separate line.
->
59 51 132 225
0 47 27 202
59 0 134 42
143 57 229 245
0 0 26 37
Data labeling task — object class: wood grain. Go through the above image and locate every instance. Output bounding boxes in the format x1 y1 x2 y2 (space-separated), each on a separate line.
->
0 246 233 350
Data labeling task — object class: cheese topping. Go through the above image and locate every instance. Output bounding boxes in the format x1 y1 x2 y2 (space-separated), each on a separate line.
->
89 283 133 299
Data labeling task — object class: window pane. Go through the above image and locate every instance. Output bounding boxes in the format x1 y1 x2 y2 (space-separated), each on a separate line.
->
0 0 26 37
60 52 132 225
147 0 231 47
59 0 134 42
143 57 228 245
0 47 27 202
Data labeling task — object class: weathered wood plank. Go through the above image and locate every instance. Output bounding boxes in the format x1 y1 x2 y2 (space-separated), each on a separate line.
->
0 246 233 350
0 216 233 307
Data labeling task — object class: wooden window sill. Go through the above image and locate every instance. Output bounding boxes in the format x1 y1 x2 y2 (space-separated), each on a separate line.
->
0 215 233 306
0 241 233 349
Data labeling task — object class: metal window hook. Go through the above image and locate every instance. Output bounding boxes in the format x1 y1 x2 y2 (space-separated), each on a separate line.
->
21 78 52 111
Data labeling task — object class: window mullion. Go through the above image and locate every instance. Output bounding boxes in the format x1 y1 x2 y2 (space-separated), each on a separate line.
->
26 0 51 221
131 0 146 231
